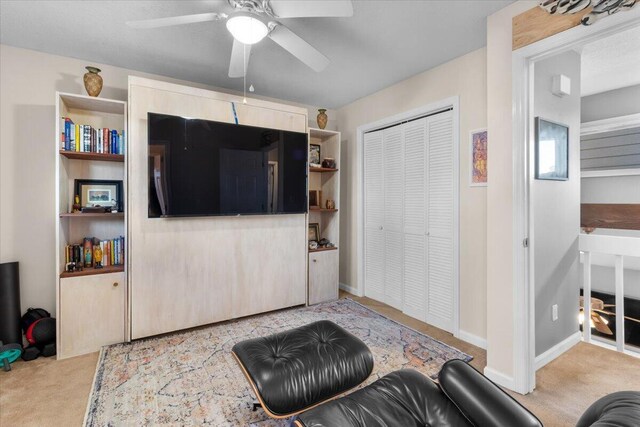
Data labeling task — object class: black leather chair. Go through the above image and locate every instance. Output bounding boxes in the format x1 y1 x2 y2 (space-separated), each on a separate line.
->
295 359 640 427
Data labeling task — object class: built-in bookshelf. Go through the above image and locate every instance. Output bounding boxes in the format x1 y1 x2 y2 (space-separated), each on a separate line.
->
308 128 340 304
55 92 128 359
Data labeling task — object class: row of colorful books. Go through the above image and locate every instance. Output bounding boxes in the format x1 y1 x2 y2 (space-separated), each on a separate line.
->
60 117 125 154
64 236 125 268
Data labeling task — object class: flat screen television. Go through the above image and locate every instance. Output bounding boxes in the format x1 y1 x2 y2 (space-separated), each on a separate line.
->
148 113 308 218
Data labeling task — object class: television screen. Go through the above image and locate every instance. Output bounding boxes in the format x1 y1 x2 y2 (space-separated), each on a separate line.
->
148 113 308 217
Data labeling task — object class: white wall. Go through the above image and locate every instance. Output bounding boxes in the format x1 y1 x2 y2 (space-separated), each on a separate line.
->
0 44 333 315
486 0 538 385
336 48 488 342
581 84 640 123
582 175 640 203
533 50 581 357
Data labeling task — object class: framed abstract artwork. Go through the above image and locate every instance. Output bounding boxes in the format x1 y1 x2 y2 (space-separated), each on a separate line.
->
470 129 488 186
535 117 568 181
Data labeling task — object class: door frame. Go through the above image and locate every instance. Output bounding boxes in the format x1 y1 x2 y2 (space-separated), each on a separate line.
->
511 11 640 394
356 96 460 337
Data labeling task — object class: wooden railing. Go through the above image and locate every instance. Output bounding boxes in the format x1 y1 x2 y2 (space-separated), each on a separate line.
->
580 233 640 352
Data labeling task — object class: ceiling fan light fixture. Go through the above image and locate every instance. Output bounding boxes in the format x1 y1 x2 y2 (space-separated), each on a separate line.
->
226 12 268 45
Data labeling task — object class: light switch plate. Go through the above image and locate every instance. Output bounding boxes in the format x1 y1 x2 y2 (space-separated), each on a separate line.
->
552 304 558 321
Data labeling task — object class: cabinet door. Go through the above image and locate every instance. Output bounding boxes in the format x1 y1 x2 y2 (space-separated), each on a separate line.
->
309 250 339 305
59 272 125 359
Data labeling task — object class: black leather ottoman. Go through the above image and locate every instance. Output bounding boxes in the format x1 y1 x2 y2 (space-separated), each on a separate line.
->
231 320 374 419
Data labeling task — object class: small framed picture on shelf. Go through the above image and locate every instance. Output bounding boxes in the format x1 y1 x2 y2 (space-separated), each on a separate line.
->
309 223 320 242
535 117 569 181
74 179 123 211
310 144 321 167
309 190 322 209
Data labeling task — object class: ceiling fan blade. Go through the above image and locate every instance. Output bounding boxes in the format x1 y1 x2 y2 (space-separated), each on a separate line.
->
268 24 329 72
229 39 251 78
593 309 640 324
127 12 225 29
268 0 353 18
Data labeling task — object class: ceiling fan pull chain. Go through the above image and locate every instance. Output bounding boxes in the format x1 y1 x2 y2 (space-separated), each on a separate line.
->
243 43 247 104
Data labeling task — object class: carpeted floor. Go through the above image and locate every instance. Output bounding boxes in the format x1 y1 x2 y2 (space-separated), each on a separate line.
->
84 298 470 426
1 292 639 427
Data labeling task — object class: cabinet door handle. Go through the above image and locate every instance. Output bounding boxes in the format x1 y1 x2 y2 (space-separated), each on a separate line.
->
113 282 119 287
379 226 383 230
313 259 317 263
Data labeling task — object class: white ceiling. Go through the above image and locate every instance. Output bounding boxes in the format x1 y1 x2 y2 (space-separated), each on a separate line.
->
0 0 512 108
581 25 640 97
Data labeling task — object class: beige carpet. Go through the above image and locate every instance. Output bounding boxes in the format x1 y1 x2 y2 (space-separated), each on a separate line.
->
1 292 638 426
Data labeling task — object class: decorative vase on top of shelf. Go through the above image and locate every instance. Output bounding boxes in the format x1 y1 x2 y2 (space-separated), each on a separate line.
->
83 66 103 97
316 109 328 129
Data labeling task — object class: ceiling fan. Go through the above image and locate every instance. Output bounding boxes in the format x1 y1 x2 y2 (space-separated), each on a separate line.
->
127 0 353 78
580 296 640 336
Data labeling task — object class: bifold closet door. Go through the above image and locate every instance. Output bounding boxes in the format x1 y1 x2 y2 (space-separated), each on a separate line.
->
382 125 404 310
402 118 428 321
364 109 455 333
426 111 455 333
364 131 385 303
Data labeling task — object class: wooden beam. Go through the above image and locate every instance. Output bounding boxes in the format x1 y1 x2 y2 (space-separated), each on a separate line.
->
513 6 592 50
581 203 640 231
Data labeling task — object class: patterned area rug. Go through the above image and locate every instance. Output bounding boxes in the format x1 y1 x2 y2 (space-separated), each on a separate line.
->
84 299 471 426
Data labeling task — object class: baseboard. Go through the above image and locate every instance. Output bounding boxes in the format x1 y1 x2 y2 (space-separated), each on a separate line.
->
535 331 581 371
339 282 359 296
458 330 487 350
483 366 516 390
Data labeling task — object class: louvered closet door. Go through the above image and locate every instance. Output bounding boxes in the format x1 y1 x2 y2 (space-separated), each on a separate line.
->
383 125 404 310
402 118 428 321
364 131 385 303
426 111 455 333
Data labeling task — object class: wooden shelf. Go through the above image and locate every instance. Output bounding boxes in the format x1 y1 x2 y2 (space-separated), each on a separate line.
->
309 246 338 253
60 264 124 278
309 209 338 213
309 128 340 142
59 150 124 162
310 167 339 173
59 212 124 218
59 92 126 115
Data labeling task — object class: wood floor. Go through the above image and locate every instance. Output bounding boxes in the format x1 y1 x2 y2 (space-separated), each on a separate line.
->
1 292 638 427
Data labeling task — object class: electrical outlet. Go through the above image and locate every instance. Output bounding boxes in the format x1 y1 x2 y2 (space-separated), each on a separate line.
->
552 304 558 322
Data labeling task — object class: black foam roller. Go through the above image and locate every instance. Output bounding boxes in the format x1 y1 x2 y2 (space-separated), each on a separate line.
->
0 262 22 345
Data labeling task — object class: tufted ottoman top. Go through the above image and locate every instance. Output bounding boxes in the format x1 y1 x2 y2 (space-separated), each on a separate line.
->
231 320 374 418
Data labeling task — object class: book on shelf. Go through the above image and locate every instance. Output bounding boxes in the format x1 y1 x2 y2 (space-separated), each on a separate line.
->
60 117 125 155
64 236 125 270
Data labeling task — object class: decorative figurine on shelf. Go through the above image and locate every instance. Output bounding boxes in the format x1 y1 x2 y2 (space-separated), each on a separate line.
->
309 241 319 250
321 158 336 169
326 199 336 210
111 199 118 213
318 238 330 248
93 244 103 269
72 195 81 213
83 238 93 267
